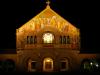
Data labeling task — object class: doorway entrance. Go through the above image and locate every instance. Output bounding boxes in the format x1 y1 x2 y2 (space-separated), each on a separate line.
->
60 58 69 71
27 59 37 72
43 58 53 72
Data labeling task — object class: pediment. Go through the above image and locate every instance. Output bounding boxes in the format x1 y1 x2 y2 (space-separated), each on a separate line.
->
16 5 79 36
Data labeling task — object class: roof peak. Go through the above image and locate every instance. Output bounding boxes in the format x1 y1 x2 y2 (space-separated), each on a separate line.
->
46 0 50 8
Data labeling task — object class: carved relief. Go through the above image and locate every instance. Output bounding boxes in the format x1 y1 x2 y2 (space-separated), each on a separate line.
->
16 4 80 50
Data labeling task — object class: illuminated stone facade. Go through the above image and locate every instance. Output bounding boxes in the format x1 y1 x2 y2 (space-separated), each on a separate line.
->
0 1 100 72
16 4 80 50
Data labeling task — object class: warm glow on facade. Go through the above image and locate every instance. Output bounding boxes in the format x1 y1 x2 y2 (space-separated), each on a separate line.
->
46 59 51 62
0 0 99 72
43 33 54 43
16 3 80 49
16 4 79 36
43 58 53 71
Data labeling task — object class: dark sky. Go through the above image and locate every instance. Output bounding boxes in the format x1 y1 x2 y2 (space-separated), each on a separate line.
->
0 0 100 53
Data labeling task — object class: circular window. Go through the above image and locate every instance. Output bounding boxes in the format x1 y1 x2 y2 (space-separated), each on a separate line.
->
43 33 54 43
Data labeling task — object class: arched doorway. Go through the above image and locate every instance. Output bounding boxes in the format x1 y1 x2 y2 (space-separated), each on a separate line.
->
27 59 37 72
43 58 53 72
60 58 69 71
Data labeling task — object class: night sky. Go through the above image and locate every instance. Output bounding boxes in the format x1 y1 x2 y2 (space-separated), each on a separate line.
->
0 0 100 53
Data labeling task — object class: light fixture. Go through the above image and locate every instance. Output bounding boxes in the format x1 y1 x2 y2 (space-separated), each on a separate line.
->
95 63 99 67
46 59 50 62
90 62 93 65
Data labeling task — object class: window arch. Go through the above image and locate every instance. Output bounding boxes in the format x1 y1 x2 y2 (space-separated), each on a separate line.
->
43 58 53 72
27 59 37 72
27 36 37 44
60 58 69 71
43 33 54 44
60 36 70 44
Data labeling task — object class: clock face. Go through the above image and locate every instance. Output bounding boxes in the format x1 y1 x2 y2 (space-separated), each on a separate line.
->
43 33 54 43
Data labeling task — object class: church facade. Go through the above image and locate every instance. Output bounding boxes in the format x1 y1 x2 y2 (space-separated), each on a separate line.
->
0 1 100 72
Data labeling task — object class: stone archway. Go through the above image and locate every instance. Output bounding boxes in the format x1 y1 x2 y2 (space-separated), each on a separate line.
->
43 57 53 72
60 58 69 71
27 59 37 72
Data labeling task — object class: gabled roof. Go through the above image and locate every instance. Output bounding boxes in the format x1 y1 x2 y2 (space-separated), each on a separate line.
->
16 3 79 36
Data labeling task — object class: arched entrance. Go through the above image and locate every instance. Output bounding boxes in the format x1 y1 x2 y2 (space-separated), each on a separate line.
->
60 58 69 71
27 59 37 72
43 58 53 72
